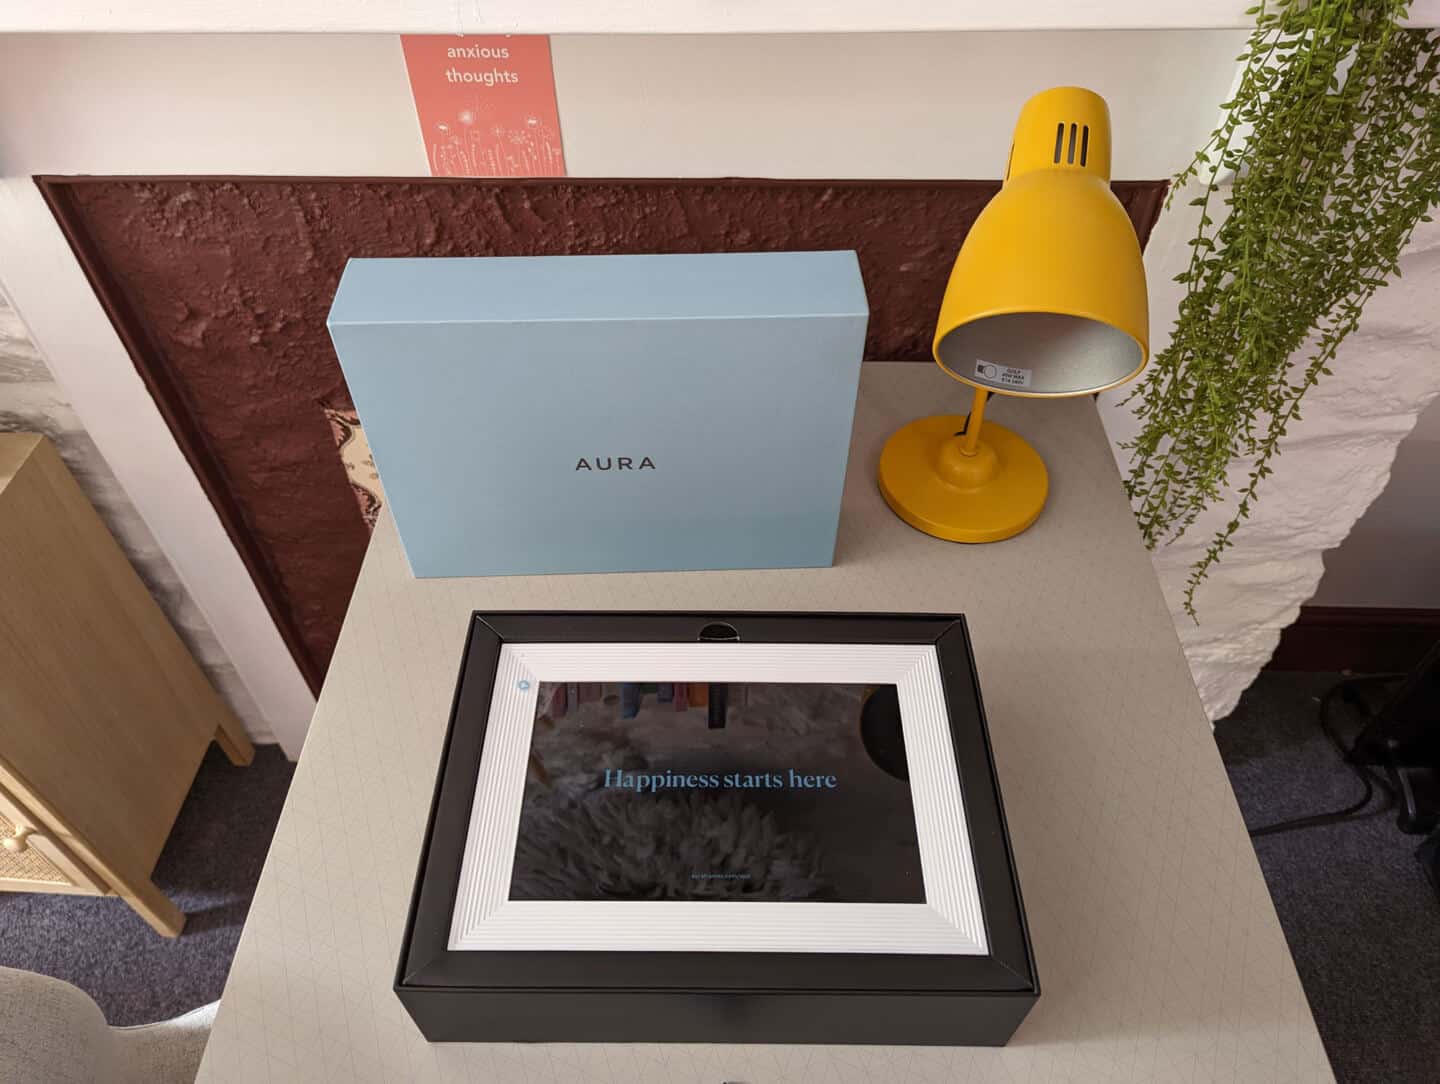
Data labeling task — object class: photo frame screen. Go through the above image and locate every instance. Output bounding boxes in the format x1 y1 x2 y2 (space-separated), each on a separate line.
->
511 681 924 904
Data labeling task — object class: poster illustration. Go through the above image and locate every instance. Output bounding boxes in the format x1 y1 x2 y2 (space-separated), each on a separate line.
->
400 35 566 178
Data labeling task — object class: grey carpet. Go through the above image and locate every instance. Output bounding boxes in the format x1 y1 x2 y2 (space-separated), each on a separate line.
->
0 744 293 1026
1215 670 1440 1084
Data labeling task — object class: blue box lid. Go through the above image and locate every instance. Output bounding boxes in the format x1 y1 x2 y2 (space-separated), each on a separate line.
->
328 251 868 327
328 250 868 577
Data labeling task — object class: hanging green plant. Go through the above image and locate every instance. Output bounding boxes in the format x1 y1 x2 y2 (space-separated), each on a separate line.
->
1121 0 1440 617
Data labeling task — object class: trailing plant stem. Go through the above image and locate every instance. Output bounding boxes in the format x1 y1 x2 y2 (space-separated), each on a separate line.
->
1120 0 1440 617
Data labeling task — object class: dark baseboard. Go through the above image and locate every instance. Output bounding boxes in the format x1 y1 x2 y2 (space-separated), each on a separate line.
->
1268 606 1440 673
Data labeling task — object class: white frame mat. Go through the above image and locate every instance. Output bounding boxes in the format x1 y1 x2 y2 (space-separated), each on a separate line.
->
449 642 987 955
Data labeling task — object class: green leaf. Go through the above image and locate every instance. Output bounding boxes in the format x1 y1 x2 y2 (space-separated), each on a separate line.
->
1122 0 1436 619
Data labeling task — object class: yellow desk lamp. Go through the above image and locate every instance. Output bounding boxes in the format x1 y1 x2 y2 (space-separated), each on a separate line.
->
879 86 1149 542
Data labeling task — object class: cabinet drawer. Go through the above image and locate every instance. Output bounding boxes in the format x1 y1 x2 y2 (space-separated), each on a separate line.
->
0 785 106 896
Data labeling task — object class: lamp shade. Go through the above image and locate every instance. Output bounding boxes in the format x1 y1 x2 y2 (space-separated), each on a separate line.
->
933 87 1149 398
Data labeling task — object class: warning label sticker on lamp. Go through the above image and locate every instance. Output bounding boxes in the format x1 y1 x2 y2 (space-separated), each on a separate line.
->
976 361 1032 389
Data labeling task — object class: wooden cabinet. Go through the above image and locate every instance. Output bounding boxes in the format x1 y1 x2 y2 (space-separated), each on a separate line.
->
0 779 108 895
0 434 254 936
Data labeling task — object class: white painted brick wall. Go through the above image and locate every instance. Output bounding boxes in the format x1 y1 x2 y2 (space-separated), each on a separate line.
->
1104 199 1440 720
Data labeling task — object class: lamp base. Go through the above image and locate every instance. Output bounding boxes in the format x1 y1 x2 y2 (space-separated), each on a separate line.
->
878 415 1049 543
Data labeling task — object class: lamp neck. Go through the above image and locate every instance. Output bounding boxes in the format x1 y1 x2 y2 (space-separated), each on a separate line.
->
959 387 990 457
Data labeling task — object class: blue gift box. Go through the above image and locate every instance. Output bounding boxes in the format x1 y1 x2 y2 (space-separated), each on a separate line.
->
327 252 869 578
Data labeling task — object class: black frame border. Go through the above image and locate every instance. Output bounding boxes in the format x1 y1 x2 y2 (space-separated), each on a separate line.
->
397 612 1037 998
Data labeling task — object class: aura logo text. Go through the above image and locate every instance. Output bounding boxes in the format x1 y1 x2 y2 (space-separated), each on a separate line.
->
575 457 657 471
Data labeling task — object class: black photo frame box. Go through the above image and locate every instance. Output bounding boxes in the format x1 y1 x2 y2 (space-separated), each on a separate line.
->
396 613 1038 1045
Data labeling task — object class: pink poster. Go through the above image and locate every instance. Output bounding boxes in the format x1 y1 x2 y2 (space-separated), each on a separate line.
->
401 35 566 178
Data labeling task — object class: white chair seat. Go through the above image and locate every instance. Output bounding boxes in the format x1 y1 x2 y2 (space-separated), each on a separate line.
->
0 966 215 1084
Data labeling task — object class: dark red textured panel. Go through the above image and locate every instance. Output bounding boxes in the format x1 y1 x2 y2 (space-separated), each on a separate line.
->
39 177 1167 687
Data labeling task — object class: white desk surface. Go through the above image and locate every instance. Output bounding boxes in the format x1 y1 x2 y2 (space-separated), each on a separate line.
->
198 364 1331 1083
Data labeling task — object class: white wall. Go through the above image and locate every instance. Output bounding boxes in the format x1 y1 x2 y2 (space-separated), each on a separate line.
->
7 28 1434 729
9 0 1440 33
10 1 1425 34
552 33 1236 179
1310 394 1440 610
0 32 1241 178
0 30 1246 751
16 29 1431 734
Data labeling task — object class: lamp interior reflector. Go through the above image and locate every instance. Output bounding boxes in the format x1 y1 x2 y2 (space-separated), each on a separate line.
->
936 312 1143 396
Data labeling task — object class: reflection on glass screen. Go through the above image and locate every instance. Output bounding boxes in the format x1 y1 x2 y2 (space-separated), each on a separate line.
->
509 681 924 903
